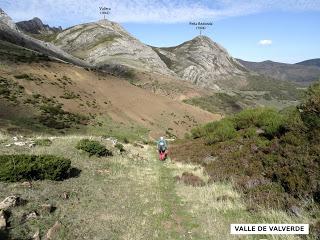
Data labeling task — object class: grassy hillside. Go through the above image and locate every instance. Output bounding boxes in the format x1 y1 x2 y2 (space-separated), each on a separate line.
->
184 73 304 115
183 92 244 115
171 82 320 238
242 74 304 100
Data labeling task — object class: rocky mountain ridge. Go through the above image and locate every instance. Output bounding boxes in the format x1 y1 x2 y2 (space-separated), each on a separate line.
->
0 8 19 31
16 17 62 34
0 9 90 68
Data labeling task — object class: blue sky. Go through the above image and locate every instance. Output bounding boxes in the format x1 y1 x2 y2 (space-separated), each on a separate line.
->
1 0 319 63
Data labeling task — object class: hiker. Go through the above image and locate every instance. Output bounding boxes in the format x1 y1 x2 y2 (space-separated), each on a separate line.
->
157 136 168 161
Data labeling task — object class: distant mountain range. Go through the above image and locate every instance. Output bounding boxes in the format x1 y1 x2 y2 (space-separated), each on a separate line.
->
238 59 320 85
0 10 315 124
296 58 320 68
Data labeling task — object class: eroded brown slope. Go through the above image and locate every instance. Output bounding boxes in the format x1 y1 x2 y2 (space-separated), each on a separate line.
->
1 57 220 138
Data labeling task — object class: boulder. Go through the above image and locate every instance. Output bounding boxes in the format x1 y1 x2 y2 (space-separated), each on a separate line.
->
22 211 38 222
14 141 26 146
21 181 32 188
0 196 21 210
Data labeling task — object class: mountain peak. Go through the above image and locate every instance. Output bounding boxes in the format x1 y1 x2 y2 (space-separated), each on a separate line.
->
193 35 211 40
53 19 174 76
155 35 247 90
190 35 213 44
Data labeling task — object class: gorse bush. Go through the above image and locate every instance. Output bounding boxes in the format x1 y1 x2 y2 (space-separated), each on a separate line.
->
0 155 71 182
204 120 237 145
233 108 284 137
76 139 112 157
192 108 283 143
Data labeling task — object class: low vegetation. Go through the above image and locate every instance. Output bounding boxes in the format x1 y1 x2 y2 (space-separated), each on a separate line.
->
14 74 34 80
0 77 24 104
243 74 304 101
184 92 243 114
76 139 112 157
39 101 88 129
115 143 125 152
0 154 71 182
0 40 50 63
34 138 52 146
60 90 79 99
175 172 205 187
172 82 320 212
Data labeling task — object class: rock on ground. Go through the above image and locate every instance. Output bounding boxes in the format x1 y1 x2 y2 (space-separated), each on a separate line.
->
0 196 21 211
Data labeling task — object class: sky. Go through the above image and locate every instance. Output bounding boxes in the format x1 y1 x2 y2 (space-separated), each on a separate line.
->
1 0 319 63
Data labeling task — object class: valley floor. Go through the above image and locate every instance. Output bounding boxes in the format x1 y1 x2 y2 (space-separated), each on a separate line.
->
0 136 311 239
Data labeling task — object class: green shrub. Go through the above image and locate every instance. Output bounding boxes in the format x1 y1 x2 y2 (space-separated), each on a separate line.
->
191 126 205 139
241 127 257 139
257 109 284 137
204 120 237 145
233 108 263 129
60 91 78 99
0 155 71 182
300 82 320 129
281 107 306 132
34 139 52 146
76 139 112 157
115 143 125 152
14 74 33 80
233 108 284 137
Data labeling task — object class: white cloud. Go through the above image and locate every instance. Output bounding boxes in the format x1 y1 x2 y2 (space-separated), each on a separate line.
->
1 0 320 26
258 39 273 45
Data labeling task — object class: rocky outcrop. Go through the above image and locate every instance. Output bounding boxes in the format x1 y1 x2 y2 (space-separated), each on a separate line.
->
17 17 62 34
54 20 175 76
154 36 248 90
0 8 19 31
